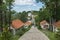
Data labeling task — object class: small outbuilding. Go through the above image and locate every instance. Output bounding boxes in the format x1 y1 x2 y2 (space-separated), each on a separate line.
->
53 20 60 32
24 21 32 28
11 19 24 29
11 19 24 35
40 20 49 29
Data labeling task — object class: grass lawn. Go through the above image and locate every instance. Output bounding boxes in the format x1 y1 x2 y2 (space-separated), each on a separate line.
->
40 29 56 40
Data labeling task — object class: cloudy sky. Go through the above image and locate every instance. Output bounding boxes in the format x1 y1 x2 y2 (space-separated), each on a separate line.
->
13 0 44 12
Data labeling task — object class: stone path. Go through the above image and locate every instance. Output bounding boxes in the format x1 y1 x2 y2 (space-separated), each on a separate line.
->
18 26 49 40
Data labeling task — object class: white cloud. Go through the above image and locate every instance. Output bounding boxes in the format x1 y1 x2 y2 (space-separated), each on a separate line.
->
14 0 36 6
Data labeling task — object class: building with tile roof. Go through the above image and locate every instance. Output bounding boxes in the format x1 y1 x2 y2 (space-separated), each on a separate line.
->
53 20 60 28
11 19 24 29
40 20 49 29
52 20 60 32
25 21 32 26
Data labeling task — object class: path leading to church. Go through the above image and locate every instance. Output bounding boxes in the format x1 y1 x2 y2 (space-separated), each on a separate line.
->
18 26 49 40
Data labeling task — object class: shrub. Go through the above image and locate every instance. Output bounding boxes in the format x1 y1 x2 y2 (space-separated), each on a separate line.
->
0 28 13 40
0 25 19 40
37 25 42 30
16 26 31 37
55 29 60 40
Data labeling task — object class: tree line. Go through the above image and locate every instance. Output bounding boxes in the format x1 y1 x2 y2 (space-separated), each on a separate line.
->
0 0 14 31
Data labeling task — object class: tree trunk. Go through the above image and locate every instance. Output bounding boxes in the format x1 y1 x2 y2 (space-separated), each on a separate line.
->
0 0 3 32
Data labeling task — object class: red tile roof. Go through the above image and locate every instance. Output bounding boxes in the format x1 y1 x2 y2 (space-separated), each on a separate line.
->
40 20 48 25
12 19 24 29
25 21 32 26
53 20 60 27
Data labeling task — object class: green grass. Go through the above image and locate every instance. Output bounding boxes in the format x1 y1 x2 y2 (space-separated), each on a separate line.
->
40 29 56 40
0 32 20 40
37 26 56 40
11 35 20 40
0 25 31 40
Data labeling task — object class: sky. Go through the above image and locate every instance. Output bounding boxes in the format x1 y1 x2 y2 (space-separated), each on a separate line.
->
13 0 44 12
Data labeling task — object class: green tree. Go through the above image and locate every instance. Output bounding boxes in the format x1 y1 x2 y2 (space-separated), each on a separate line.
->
18 11 28 23
5 0 14 27
36 0 60 21
35 8 51 26
12 11 28 23
0 0 7 31
0 0 3 31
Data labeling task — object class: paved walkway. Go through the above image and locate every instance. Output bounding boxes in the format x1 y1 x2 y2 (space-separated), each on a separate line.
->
18 26 49 40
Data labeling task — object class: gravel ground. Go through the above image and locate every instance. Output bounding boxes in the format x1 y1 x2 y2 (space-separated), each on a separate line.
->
18 26 50 40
